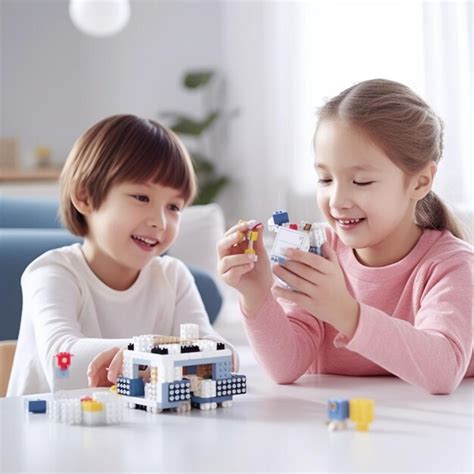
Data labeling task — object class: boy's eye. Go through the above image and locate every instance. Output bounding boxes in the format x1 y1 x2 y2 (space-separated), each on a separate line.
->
353 181 374 186
318 178 332 184
132 194 149 203
168 204 182 212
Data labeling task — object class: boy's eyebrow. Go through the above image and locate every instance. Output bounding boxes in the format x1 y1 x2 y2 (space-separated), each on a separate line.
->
314 163 380 172
142 182 185 200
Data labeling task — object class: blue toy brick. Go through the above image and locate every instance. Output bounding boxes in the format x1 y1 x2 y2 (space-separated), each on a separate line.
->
28 399 47 413
272 210 289 226
185 365 197 375
166 380 191 403
216 375 246 396
176 355 232 368
212 359 232 380
55 368 70 379
271 255 287 264
327 399 349 421
117 376 145 397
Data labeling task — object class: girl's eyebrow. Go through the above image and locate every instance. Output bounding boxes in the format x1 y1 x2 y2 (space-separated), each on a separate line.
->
315 163 380 172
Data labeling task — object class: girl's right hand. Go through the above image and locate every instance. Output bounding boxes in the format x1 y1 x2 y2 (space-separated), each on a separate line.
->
217 220 273 314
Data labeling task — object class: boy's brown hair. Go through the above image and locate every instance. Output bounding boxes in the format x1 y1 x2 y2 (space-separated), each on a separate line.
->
59 114 197 236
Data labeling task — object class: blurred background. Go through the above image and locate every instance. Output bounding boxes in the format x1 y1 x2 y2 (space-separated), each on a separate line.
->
1 0 472 227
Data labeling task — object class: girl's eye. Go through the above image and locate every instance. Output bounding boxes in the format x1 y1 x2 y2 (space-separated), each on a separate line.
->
318 178 332 185
353 181 374 186
132 194 149 203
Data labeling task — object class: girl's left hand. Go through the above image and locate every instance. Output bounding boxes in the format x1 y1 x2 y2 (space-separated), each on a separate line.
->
272 243 360 338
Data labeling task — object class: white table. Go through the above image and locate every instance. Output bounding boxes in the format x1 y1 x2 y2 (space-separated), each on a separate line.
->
1 346 473 473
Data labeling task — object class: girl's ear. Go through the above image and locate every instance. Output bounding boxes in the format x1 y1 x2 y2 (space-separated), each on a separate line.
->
412 162 437 201
71 187 93 216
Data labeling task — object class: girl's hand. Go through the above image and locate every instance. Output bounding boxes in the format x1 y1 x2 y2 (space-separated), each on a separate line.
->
272 243 360 338
218 220 274 314
87 347 124 387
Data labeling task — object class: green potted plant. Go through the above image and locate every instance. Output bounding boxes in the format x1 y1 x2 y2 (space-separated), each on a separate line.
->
161 70 234 205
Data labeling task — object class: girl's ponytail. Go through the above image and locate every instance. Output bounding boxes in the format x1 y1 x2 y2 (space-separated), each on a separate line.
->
415 191 468 241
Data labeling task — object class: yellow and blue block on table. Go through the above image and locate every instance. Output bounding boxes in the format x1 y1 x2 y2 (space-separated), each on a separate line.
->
327 398 375 431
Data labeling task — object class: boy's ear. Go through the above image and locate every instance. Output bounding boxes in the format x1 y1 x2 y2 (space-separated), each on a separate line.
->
70 187 93 216
412 162 437 201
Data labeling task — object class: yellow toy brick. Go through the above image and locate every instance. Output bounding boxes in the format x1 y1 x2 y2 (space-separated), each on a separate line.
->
81 400 104 412
349 398 374 431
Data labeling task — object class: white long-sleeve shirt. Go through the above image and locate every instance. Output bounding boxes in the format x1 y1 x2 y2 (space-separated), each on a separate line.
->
7 244 230 396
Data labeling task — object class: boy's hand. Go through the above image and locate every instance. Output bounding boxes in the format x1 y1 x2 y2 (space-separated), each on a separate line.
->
272 243 360 338
87 347 124 387
217 220 274 314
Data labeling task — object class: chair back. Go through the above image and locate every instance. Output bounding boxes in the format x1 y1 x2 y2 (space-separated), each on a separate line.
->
0 340 17 397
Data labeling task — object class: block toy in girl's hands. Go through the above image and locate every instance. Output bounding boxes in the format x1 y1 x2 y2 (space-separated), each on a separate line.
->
267 210 326 265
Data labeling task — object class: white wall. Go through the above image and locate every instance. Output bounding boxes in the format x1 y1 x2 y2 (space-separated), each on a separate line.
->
0 0 222 168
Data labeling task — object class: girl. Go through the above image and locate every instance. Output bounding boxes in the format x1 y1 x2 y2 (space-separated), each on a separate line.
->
8 114 234 396
218 79 473 395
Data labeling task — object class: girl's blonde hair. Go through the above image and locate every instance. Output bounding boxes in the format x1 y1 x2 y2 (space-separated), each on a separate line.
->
316 78 467 240
60 114 196 236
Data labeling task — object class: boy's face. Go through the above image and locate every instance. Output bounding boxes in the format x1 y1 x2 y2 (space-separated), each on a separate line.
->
82 181 185 287
314 120 421 265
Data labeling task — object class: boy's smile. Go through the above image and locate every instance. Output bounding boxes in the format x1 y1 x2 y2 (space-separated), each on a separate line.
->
131 234 160 251
78 181 184 290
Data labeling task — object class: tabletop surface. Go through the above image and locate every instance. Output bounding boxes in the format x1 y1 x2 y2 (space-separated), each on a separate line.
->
1 346 473 473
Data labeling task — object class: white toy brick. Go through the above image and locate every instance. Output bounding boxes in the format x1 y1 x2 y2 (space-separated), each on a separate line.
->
180 323 199 341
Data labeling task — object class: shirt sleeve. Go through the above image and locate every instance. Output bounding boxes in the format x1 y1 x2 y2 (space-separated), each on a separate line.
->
335 256 473 394
22 265 130 391
242 290 325 383
170 260 240 370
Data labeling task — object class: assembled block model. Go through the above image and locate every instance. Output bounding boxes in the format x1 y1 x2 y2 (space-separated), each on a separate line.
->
117 323 247 413
267 210 326 264
267 210 326 290
327 398 375 431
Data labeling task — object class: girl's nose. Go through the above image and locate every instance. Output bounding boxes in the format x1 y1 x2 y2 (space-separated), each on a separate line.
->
329 186 352 209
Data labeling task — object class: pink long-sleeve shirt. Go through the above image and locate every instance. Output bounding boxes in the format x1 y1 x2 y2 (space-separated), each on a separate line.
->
242 228 473 394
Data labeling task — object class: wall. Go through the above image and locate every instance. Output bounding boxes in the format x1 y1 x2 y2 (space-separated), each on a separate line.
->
0 0 222 168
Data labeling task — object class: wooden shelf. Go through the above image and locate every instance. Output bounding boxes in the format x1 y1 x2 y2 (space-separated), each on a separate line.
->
0 168 61 183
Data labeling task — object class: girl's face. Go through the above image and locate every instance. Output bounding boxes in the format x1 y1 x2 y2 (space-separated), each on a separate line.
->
315 120 421 265
81 181 184 289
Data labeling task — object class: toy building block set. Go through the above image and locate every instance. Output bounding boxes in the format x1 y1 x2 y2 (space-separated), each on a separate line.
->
26 350 124 425
267 210 327 264
327 398 375 432
117 323 246 413
27 324 247 425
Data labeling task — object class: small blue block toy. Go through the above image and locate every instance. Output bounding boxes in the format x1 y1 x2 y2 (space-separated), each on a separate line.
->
28 399 47 414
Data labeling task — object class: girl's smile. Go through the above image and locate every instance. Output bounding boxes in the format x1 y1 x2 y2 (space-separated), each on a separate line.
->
314 120 432 267
333 216 366 231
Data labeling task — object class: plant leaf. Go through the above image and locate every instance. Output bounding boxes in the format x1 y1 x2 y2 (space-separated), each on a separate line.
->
184 71 214 89
170 112 219 136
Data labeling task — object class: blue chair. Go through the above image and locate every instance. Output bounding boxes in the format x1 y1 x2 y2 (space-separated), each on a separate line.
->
0 197 223 341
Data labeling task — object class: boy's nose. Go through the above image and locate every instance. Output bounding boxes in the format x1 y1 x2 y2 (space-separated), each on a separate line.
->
147 212 166 230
